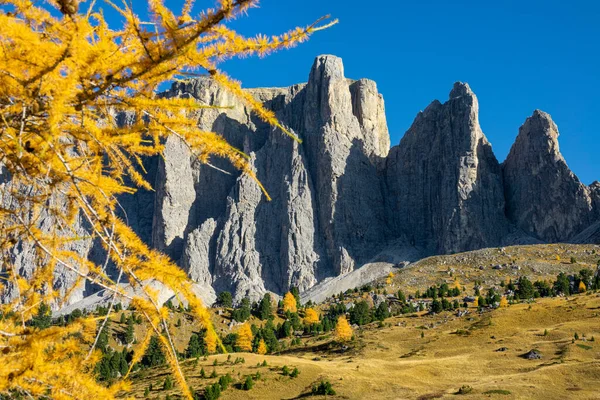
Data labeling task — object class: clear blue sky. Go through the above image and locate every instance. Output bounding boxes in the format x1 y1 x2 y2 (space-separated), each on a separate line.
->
218 0 599 185
103 1 598 184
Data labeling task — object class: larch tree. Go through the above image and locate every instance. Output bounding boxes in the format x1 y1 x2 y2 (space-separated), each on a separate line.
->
236 323 253 352
578 281 587 293
499 296 509 308
205 328 218 355
385 272 394 285
304 308 319 325
0 0 335 399
283 291 297 313
256 339 267 355
335 316 352 342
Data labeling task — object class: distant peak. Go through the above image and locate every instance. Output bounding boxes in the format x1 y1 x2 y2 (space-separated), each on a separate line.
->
523 109 558 140
449 82 473 99
309 54 345 84
531 109 552 121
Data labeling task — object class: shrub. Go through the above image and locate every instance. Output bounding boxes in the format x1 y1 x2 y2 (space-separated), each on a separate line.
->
163 376 173 391
457 385 473 395
204 383 221 400
290 367 299 378
242 376 254 390
218 373 232 390
312 380 336 396
282 365 290 376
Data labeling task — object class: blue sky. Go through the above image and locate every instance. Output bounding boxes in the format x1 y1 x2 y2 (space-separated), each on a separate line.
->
216 0 599 184
96 1 598 184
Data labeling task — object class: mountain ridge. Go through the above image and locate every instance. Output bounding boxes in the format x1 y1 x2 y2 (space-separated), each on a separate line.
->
2 54 598 309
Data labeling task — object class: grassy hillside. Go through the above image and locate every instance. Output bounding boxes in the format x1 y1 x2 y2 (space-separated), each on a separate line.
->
110 244 600 399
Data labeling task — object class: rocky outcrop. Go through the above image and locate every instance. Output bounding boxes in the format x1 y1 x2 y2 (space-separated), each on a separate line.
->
302 56 389 276
140 55 392 303
590 181 600 217
503 110 595 242
384 82 514 254
0 166 94 307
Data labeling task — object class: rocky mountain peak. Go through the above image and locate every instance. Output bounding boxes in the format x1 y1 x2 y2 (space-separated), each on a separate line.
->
503 110 594 242
449 81 475 99
384 80 511 254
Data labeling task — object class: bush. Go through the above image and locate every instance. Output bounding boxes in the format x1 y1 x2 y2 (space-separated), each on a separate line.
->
282 365 290 376
457 385 473 395
218 373 232 390
242 375 254 390
290 367 299 378
163 376 173 390
312 380 335 396
203 383 221 400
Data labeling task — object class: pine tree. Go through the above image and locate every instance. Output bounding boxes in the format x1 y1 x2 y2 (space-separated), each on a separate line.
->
217 291 233 308
335 316 353 342
290 286 301 306
186 333 205 358
0 1 335 398
259 294 273 320
283 292 297 313
125 316 135 344
237 323 254 352
142 336 166 367
30 302 52 330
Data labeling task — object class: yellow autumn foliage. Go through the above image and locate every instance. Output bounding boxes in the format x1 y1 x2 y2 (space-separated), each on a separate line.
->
257 339 267 355
283 292 297 313
579 281 587 293
335 316 353 342
304 308 319 325
205 328 218 354
236 323 254 352
499 296 509 308
0 1 335 399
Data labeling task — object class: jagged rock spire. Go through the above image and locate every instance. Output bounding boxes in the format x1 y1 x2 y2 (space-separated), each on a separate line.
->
503 110 595 242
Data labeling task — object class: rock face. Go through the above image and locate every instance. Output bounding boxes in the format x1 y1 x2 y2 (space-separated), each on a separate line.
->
384 83 513 254
503 110 595 242
2 55 599 307
140 55 392 303
0 166 94 307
